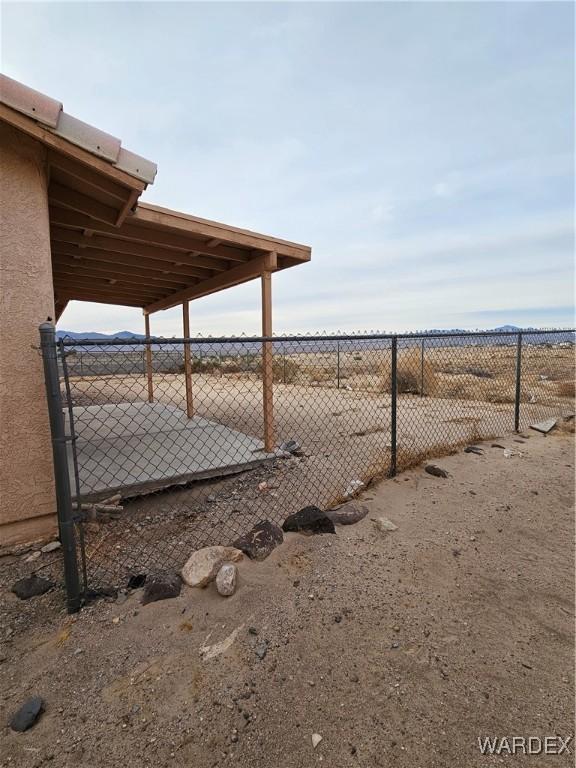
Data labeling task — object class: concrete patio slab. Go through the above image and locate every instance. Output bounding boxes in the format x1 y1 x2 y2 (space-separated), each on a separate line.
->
65 402 273 499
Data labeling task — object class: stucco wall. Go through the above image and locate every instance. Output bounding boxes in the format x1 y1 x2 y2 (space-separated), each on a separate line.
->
0 123 57 546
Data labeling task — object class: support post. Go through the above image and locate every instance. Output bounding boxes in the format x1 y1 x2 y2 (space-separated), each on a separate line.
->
420 338 425 397
336 340 341 389
144 313 154 403
182 300 194 418
389 337 398 477
39 323 81 614
261 270 274 452
514 332 523 432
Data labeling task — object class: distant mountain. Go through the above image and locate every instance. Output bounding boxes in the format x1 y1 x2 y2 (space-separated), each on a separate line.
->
57 330 146 341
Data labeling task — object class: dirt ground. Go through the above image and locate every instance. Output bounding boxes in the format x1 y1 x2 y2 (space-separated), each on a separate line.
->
1 429 574 767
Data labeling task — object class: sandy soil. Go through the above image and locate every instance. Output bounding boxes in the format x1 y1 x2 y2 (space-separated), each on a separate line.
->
1 430 574 768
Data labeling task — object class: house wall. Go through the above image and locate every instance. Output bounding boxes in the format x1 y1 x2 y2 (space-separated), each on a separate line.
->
0 123 57 546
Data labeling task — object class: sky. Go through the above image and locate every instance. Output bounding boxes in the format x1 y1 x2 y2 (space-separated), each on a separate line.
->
2 1 574 335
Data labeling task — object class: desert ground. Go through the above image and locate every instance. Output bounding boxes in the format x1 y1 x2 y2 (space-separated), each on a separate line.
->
1 427 574 767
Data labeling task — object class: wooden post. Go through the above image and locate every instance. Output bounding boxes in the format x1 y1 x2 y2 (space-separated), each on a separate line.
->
144 312 154 403
182 300 194 418
261 270 274 452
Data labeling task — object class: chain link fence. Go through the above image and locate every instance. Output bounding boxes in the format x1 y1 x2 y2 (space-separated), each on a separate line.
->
41 327 575 609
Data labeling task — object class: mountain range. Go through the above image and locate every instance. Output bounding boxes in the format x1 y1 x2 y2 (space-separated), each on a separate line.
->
56 325 537 341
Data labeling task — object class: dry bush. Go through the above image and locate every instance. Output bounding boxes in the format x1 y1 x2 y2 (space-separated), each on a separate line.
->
307 366 334 383
254 357 300 383
555 417 575 434
485 386 516 404
383 348 437 395
556 380 575 399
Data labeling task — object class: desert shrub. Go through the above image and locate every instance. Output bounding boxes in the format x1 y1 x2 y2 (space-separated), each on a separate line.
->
485 387 515 404
556 380 575 398
437 364 493 379
308 365 334 383
256 357 300 383
383 348 437 395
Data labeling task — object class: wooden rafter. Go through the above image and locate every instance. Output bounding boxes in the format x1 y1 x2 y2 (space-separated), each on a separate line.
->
144 252 278 314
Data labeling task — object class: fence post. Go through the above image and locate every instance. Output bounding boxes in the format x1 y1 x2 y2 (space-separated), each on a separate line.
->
389 336 398 477
514 332 523 432
420 338 425 397
336 340 341 389
39 323 81 614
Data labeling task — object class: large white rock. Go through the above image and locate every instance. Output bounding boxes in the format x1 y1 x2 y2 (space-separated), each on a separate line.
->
181 546 243 588
216 563 237 596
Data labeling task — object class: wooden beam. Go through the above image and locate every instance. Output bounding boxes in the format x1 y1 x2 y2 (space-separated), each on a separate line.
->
57 292 145 308
116 187 141 226
261 270 274 452
53 258 190 290
52 241 207 280
135 203 312 262
182 301 194 418
50 226 237 271
54 299 69 323
49 207 237 270
144 252 278 314
47 151 131 202
49 181 120 226
144 313 154 403
53 274 162 299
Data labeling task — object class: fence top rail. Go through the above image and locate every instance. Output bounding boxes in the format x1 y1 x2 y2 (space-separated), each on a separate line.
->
57 328 576 347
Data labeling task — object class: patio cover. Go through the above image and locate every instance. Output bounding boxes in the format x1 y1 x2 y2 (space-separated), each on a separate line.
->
0 74 311 320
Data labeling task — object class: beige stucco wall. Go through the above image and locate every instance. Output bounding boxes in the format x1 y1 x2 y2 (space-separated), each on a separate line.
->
0 123 57 546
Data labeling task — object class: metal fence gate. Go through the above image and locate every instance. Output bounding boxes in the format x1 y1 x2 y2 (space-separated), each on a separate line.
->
39 323 575 611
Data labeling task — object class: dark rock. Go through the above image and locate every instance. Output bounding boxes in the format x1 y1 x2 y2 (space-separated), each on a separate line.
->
424 465 449 478
233 521 284 560
325 503 369 526
282 506 336 535
255 641 268 660
141 572 181 605
11 576 54 600
9 697 44 732
278 440 302 455
464 446 483 455
127 574 147 590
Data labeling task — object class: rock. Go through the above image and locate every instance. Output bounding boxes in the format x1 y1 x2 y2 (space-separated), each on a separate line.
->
255 641 268 660
372 517 398 533
282 506 336 535
216 564 237 596
312 733 323 748
11 575 54 600
200 625 243 661
233 521 283 560
41 540 61 554
181 546 243 588
425 464 449 478
24 551 41 563
530 418 557 434
344 479 365 497
141 572 181 605
279 439 302 455
325 503 369 526
464 446 483 455
9 697 44 732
